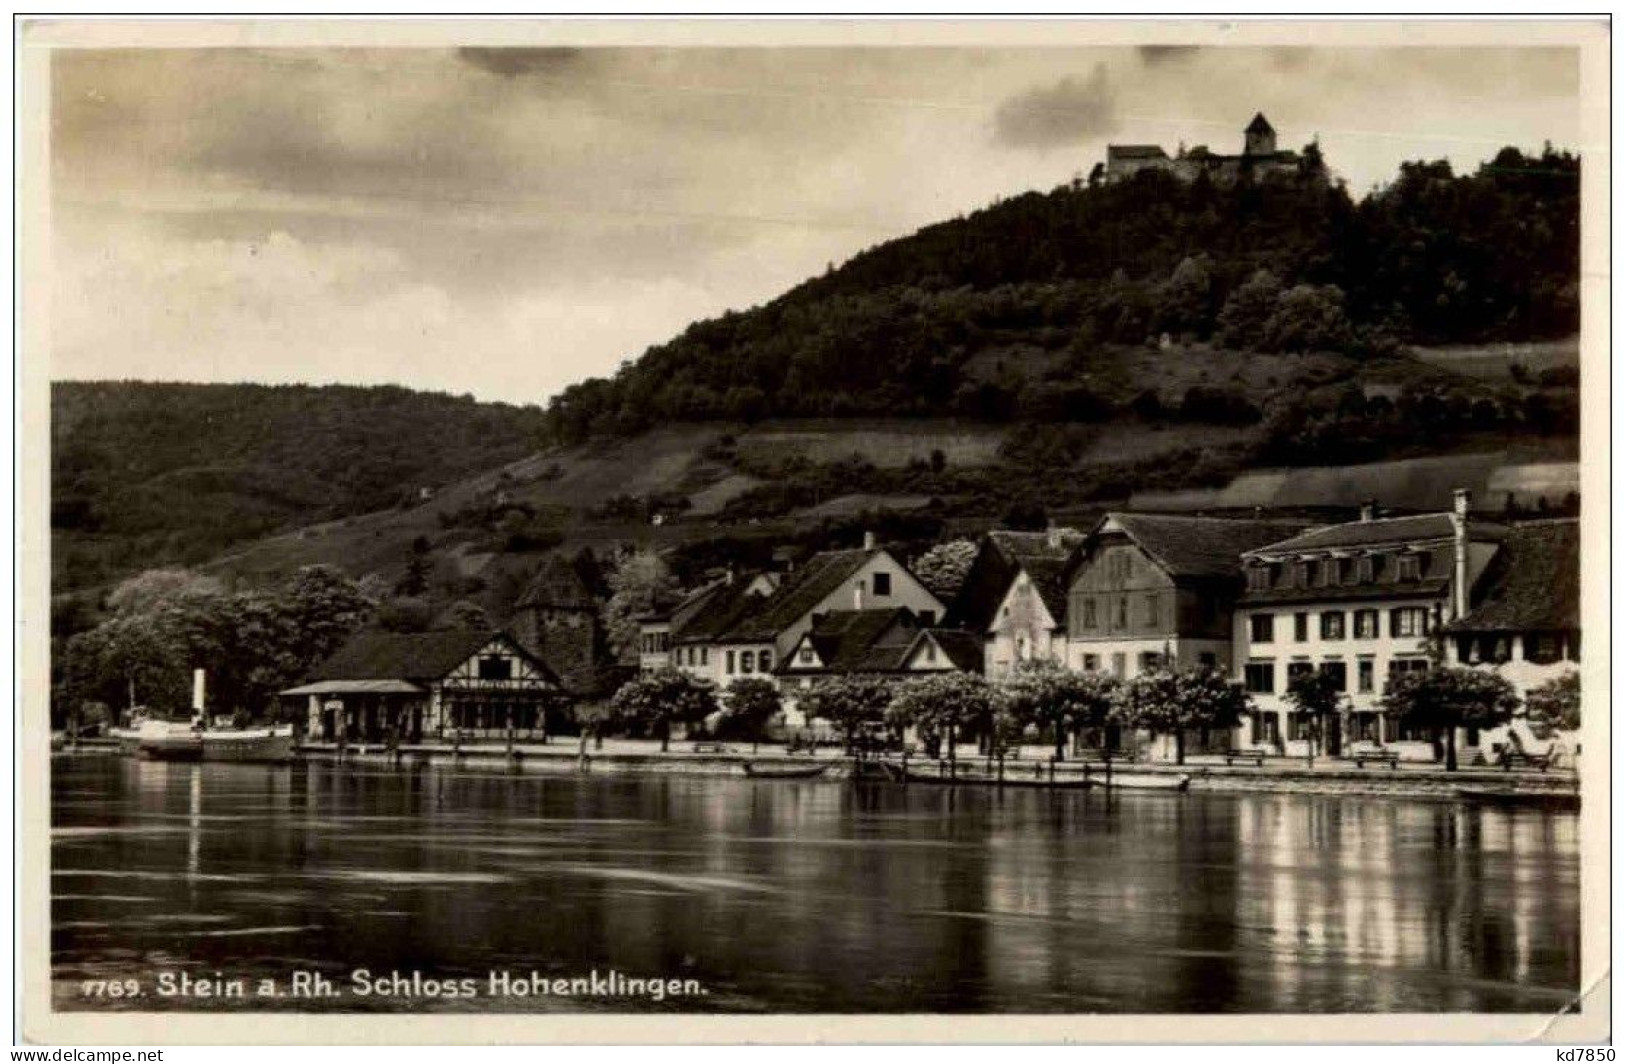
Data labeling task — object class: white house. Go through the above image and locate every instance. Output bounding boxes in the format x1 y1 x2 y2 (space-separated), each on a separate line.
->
1233 490 1505 761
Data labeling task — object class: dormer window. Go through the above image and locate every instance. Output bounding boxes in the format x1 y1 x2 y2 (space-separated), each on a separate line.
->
1356 556 1375 583
1246 566 1270 592
1397 554 1421 581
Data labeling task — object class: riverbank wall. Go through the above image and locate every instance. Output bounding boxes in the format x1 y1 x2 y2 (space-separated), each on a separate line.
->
59 738 1580 802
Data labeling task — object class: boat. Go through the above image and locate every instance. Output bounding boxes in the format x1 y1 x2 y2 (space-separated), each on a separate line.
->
742 761 832 780
1099 772 1192 792
110 718 296 763
881 761 1095 789
1457 786 1579 811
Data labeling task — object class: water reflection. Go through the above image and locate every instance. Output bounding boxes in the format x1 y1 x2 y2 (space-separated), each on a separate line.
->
52 759 1579 1013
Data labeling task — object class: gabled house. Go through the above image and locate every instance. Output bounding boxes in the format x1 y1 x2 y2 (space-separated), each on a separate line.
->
698 536 945 689
1445 518 1580 695
776 608 922 690
282 629 562 743
948 529 1079 677
1234 491 1505 759
1066 512 1308 678
897 628 987 675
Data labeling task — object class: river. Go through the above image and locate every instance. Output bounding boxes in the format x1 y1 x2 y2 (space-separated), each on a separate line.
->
51 757 1579 1013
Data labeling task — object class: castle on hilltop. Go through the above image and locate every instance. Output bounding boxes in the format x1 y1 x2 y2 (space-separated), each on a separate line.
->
1104 113 1314 186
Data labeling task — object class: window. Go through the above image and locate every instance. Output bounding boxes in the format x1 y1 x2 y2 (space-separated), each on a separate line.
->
1294 613 1309 642
1390 607 1431 638
798 646 816 664
758 649 773 672
1287 661 1314 688
740 652 753 675
1295 562 1312 588
1319 660 1348 691
1320 612 1346 640
1397 554 1422 581
1354 610 1379 639
1388 657 1429 681
700 648 709 666
1145 593 1160 626
1138 651 1162 673
1357 556 1375 582
1115 597 1128 629
1244 661 1275 694
923 641 937 663
1083 599 1098 628
1285 712 1308 741
1357 659 1375 693
1251 711 1279 744
1250 614 1275 643
1016 637 1029 660
726 650 736 674
1247 566 1270 591
1111 653 1126 677
1082 654 1100 672
872 572 891 596
1199 652 1217 668
1526 633 1563 665
478 655 512 681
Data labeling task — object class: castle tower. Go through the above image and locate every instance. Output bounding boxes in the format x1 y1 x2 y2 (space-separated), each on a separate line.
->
511 552 606 697
1244 112 1276 157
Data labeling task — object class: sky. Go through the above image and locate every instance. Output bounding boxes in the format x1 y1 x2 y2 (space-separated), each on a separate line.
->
50 44 1581 406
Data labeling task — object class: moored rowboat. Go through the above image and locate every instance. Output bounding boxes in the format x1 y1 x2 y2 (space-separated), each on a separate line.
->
742 761 832 780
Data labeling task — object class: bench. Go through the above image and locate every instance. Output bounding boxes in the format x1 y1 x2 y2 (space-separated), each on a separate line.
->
691 741 728 754
1223 749 1268 766
1351 749 1401 769
1501 750 1551 772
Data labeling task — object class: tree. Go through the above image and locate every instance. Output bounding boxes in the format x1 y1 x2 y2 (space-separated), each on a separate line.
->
912 539 978 599
721 677 782 746
602 550 679 664
1213 269 1283 350
441 599 490 630
1524 670 1580 734
1001 501 1048 532
609 668 719 752
797 674 897 752
1285 667 1345 764
1379 665 1520 771
889 672 1003 771
1116 666 1250 764
1261 284 1354 353
1001 659 1119 761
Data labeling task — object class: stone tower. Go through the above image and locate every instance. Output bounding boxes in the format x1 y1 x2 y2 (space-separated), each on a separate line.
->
511 552 606 697
1244 113 1277 157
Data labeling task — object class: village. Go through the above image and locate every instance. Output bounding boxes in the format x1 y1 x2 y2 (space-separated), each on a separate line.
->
275 485 1580 791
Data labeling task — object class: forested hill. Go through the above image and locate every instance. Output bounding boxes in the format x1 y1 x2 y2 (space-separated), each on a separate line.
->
52 382 548 590
544 146 1578 441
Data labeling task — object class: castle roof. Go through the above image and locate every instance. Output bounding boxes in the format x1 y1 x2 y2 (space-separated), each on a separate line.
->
1246 112 1275 134
1107 144 1170 160
515 552 602 610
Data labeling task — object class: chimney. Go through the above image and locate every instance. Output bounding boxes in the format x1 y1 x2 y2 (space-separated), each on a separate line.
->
862 530 876 551
1449 488 1471 619
853 582 864 611
1360 499 1377 522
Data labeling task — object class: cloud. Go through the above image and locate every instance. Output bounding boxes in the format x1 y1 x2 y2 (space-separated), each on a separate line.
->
992 64 1118 150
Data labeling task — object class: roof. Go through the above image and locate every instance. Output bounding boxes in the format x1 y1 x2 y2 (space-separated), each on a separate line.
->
673 578 774 643
1100 513 1311 579
1448 520 1580 633
515 553 601 610
306 629 549 685
1246 112 1275 134
1108 144 1170 160
1247 514 1506 555
908 628 986 673
717 548 876 643
280 679 425 697
782 608 918 674
947 531 1079 631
